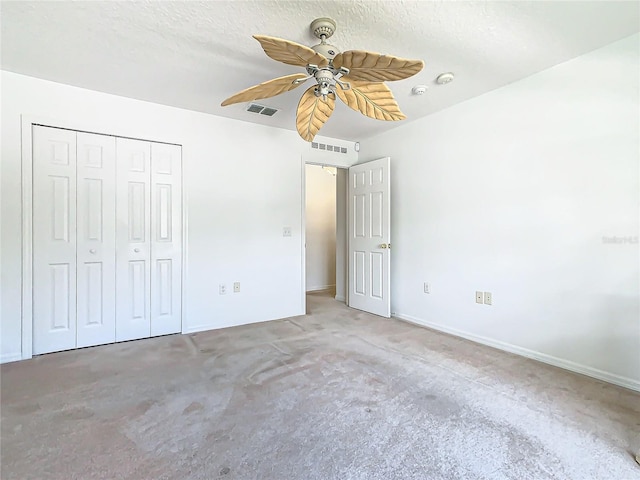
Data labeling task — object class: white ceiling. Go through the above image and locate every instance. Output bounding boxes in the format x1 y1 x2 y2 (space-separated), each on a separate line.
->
2 1 638 141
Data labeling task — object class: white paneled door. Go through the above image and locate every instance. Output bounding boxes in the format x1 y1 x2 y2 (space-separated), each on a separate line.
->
348 157 391 318
33 127 79 354
150 143 182 336
115 138 152 342
32 125 182 355
76 132 117 348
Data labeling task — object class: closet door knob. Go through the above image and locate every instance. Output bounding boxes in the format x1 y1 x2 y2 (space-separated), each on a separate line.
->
89 249 96 254
134 248 140 253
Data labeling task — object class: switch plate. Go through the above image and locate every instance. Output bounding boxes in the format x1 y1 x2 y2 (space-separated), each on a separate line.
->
484 292 492 305
476 291 484 304
233 282 240 293
283 226 292 237
424 282 430 294
219 284 227 295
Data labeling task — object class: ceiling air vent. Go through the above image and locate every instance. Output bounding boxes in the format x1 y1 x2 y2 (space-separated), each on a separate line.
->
247 103 263 113
310 142 349 154
261 107 278 116
246 103 279 116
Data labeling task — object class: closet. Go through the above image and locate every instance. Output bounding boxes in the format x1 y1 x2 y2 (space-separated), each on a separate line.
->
32 125 182 355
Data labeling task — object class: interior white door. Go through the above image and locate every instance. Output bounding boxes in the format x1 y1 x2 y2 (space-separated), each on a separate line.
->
76 132 117 348
33 126 78 354
348 157 391 317
150 142 182 336
115 138 152 341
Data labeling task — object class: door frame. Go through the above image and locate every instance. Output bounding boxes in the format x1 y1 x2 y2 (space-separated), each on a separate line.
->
20 115 186 360
302 162 346 296
301 159 351 314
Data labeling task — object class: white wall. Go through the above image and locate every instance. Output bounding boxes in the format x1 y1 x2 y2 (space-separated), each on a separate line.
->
0 71 356 362
305 165 336 292
360 34 640 390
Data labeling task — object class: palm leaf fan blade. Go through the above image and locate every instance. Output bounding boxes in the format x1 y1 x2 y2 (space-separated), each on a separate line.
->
253 35 329 67
335 80 406 121
296 86 335 141
221 73 308 106
333 50 424 82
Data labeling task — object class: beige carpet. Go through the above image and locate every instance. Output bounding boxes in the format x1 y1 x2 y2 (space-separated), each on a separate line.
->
2 292 639 479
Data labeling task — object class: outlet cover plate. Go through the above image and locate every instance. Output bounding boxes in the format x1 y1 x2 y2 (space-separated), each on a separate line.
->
484 292 492 305
476 291 484 304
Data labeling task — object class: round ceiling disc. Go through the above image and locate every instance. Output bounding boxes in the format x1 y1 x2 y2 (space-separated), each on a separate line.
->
310 18 337 39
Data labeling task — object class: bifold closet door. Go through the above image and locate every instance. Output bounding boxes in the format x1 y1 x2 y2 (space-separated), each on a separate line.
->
33 127 118 354
76 132 117 348
150 143 182 337
115 139 182 340
116 138 152 342
33 126 78 354
32 128 182 353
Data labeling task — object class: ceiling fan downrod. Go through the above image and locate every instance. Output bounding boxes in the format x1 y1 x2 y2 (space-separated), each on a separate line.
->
305 18 351 98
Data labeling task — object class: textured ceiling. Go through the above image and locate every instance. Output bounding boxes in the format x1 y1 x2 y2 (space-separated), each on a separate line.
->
2 1 639 141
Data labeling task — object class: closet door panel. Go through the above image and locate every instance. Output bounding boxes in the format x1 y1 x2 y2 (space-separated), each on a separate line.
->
150 143 182 336
76 132 117 348
116 138 152 341
32 126 78 354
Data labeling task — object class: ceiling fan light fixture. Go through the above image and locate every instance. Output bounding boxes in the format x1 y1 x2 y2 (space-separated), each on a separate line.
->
221 18 425 142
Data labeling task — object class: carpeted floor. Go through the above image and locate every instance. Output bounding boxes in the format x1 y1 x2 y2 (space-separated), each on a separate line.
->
2 292 639 479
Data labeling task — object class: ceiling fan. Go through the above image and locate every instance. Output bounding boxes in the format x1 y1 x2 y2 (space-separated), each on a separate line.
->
221 18 424 142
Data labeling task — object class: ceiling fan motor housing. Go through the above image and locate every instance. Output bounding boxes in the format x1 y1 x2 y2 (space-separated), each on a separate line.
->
311 42 340 60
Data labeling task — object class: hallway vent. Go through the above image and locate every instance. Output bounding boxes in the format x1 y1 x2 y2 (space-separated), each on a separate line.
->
311 142 348 154
246 103 279 116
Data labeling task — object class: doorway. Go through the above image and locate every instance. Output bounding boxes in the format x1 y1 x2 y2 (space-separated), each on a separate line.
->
304 164 347 303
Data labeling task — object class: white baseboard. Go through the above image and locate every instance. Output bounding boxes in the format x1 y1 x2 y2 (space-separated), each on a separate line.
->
184 320 266 335
183 309 305 335
306 285 336 293
1 352 23 364
335 295 346 302
393 312 640 393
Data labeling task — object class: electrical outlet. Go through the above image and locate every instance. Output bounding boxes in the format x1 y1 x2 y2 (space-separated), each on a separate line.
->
484 292 492 305
283 226 292 237
233 282 240 293
424 282 430 294
476 291 484 304
219 284 227 295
